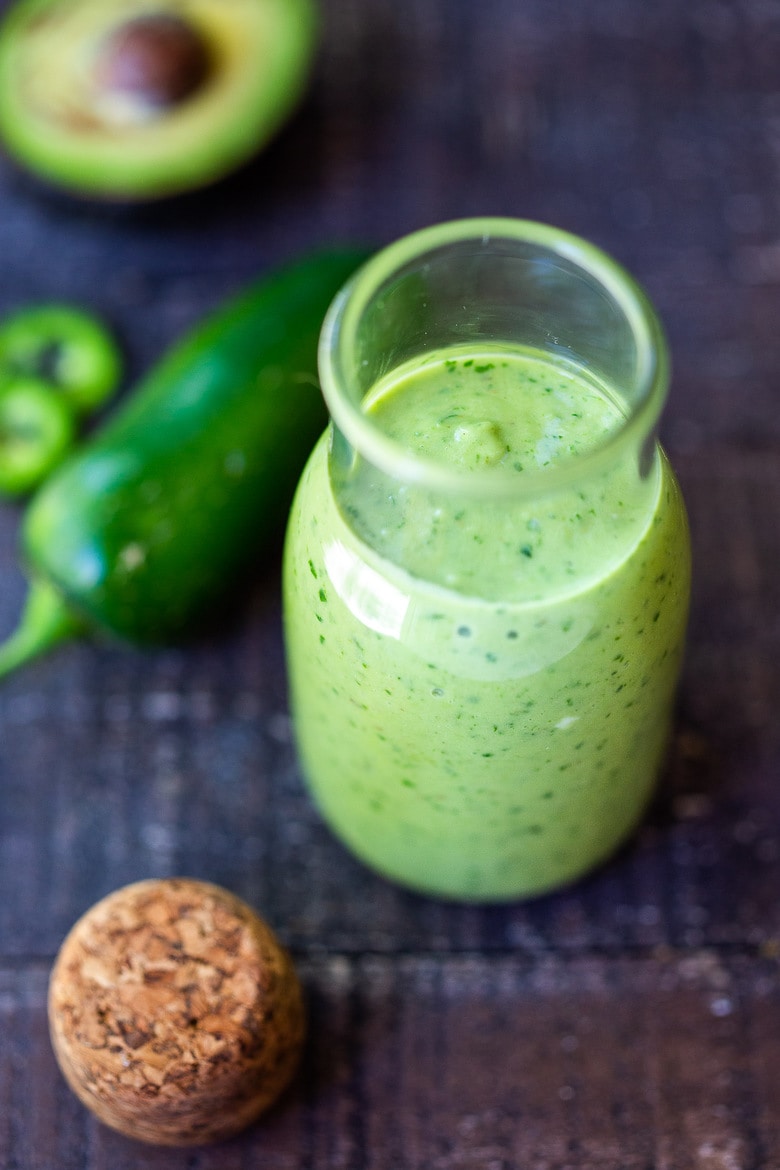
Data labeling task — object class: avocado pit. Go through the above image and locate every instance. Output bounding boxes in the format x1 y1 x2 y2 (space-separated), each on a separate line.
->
95 12 211 113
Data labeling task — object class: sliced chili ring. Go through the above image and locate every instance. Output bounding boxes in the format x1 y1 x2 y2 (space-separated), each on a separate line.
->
0 376 76 496
0 304 122 416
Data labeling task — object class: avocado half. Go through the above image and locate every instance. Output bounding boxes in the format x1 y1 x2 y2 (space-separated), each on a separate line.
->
0 0 317 200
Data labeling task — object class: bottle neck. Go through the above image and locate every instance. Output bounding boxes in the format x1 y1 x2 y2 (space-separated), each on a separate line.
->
327 344 662 604
319 218 668 504
319 218 669 602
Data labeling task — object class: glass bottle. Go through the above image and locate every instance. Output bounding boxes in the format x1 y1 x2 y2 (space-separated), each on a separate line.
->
283 218 691 902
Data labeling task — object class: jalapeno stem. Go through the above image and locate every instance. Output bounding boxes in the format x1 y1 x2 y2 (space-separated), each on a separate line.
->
0 577 84 679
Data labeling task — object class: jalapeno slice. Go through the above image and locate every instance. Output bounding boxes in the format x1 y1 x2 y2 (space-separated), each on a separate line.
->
0 377 76 496
0 304 122 415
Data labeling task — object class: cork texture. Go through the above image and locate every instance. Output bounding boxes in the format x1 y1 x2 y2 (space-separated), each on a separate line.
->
47 879 306 1145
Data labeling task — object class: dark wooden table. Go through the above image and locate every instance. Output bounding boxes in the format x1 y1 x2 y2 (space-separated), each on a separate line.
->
2 1 780 1166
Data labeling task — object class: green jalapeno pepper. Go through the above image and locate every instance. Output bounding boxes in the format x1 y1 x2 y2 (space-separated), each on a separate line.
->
0 304 122 415
0 376 76 496
0 247 370 679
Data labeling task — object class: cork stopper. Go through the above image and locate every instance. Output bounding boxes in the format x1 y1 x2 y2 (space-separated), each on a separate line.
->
47 878 306 1146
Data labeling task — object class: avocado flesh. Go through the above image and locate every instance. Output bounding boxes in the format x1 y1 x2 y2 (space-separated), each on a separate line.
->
0 0 317 200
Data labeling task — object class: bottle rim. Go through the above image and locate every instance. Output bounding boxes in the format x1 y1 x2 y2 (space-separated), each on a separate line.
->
318 217 670 499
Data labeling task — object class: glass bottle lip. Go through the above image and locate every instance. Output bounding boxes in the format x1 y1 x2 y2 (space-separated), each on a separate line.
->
318 217 670 499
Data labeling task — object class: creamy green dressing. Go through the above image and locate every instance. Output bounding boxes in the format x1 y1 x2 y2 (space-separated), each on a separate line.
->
284 347 690 900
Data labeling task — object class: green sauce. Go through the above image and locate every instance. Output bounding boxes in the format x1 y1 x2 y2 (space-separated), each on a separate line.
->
284 347 690 901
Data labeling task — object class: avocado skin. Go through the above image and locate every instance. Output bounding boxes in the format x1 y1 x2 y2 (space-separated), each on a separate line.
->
0 0 318 200
22 249 370 644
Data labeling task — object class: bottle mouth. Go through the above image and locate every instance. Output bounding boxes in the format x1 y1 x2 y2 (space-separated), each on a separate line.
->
318 218 669 500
